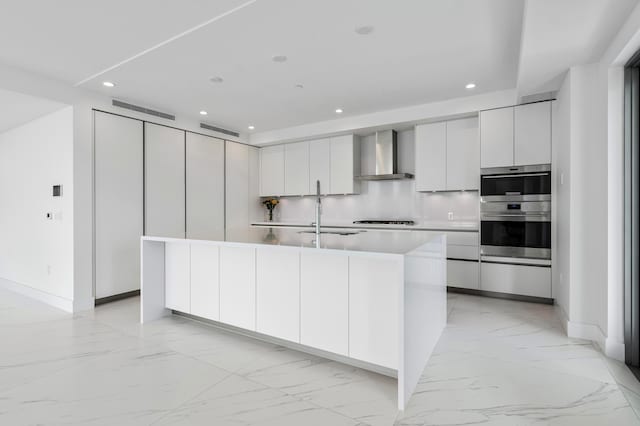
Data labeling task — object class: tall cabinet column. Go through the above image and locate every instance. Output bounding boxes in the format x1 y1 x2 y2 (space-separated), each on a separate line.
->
144 123 186 238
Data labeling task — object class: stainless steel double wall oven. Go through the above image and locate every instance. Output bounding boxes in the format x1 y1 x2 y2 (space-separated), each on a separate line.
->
480 164 551 265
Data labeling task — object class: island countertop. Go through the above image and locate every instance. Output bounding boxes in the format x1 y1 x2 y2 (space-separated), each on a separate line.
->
142 226 444 256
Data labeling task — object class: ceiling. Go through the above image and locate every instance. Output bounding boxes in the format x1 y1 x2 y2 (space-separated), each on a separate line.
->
0 0 636 137
0 89 67 134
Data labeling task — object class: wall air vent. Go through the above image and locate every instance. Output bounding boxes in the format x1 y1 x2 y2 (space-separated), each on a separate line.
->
520 91 557 104
200 122 240 138
112 100 175 121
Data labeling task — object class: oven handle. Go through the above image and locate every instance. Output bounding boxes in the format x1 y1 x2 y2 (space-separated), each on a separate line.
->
482 172 550 179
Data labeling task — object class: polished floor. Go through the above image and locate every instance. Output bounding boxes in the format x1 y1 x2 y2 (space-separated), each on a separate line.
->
0 289 639 426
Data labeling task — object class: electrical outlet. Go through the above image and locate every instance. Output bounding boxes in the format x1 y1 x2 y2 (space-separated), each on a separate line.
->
447 212 454 221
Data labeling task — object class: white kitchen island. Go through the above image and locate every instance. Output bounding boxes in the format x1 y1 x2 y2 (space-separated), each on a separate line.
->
140 227 446 410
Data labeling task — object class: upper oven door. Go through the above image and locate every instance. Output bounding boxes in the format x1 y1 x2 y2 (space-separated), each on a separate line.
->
481 165 551 201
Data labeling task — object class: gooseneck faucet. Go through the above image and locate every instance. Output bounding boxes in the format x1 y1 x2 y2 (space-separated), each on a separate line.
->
315 180 322 235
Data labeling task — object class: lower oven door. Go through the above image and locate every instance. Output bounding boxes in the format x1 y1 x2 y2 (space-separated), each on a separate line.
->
480 217 551 260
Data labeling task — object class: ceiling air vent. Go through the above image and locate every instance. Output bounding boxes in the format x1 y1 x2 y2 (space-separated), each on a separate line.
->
520 91 556 104
112 100 175 121
200 123 240 138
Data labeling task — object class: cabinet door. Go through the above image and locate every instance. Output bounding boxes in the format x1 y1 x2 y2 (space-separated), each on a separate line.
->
256 248 300 342
186 133 224 240
480 262 551 298
165 242 190 312
447 260 479 290
515 102 551 166
446 117 479 191
190 244 220 320
94 111 143 299
226 142 249 240
309 139 331 195
330 135 359 194
300 251 348 355
219 246 256 330
260 145 285 196
415 122 446 191
480 107 514 168
284 141 310 196
144 123 185 238
349 255 401 369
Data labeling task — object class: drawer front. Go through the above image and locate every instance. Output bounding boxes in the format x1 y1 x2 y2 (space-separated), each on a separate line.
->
447 260 479 290
480 262 551 298
447 245 479 261
446 231 479 246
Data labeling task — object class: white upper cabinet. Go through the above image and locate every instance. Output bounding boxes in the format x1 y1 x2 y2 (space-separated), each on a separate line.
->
186 132 225 241
446 117 479 191
144 123 185 238
308 139 331 195
330 134 360 195
480 107 514 168
514 102 551 166
260 145 285 196
415 122 446 192
284 141 310 196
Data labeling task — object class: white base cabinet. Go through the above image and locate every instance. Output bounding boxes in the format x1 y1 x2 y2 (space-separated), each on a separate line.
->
220 246 256 330
445 231 479 290
447 260 479 290
256 248 300 342
165 242 190 312
349 255 401 369
300 251 349 356
190 244 220 320
480 262 551 298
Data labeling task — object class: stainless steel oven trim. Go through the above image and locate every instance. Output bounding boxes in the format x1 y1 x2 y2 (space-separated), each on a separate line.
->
480 256 552 267
480 164 551 175
482 172 550 179
480 245 551 260
481 194 552 202
481 215 551 222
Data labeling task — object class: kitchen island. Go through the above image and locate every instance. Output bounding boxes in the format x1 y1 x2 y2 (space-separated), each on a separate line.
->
140 227 446 409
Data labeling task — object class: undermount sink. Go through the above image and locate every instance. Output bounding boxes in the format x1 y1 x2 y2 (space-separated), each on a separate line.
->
298 230 362 236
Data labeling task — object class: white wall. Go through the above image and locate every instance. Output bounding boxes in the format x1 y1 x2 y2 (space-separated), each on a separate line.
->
0 107 75 309
274 129 479 224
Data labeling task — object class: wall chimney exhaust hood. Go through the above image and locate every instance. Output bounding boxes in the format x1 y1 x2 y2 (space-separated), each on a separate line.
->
356 130 414 180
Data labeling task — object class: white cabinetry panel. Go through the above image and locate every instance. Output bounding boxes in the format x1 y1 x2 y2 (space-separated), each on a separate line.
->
300 251 349 355
260 145 284 196
447 260 479 290
144 123 185 238
94 111 143 299
446 117 479 190
256 248 300 342
309 139 331 195
330 135 359 194
220 246 256 330
480 107 514 168
165 242 190 312
284 141 310 196
186 132 224 240
349 255 400 369
515 102 551 166
415 122 446 192
190 244 219 320
481 262 551 298
226 142 249 240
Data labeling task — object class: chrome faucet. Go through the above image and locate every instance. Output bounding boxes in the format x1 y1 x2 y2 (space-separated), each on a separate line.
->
315 180 321 235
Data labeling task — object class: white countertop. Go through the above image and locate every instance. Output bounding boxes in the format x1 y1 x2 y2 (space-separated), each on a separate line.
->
251 220 478 232
143 227 445 255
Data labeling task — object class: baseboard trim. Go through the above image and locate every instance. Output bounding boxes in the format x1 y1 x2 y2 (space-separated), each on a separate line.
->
567 320 606 351
0 277 74 313
95 290 140 306
605 338 625 362
447 286 554 305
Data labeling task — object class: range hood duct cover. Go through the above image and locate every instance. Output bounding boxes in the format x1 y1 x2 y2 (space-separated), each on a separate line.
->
356 129 414 180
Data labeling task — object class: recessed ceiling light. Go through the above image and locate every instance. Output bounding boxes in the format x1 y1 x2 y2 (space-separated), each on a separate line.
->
103 81 115 87
199 110 208 116
248 125 255 130
272 55 288 63
355 25 374 35
465 82 476 89
209 76 224 83
335 108 343 114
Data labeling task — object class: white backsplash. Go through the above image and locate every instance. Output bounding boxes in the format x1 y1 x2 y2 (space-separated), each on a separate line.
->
276 180 478 224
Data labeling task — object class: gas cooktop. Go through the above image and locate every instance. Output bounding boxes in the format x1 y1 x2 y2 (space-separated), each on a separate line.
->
353 220 416 226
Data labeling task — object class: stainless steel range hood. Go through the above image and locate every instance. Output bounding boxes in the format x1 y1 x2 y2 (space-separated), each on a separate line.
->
356 130 414 180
